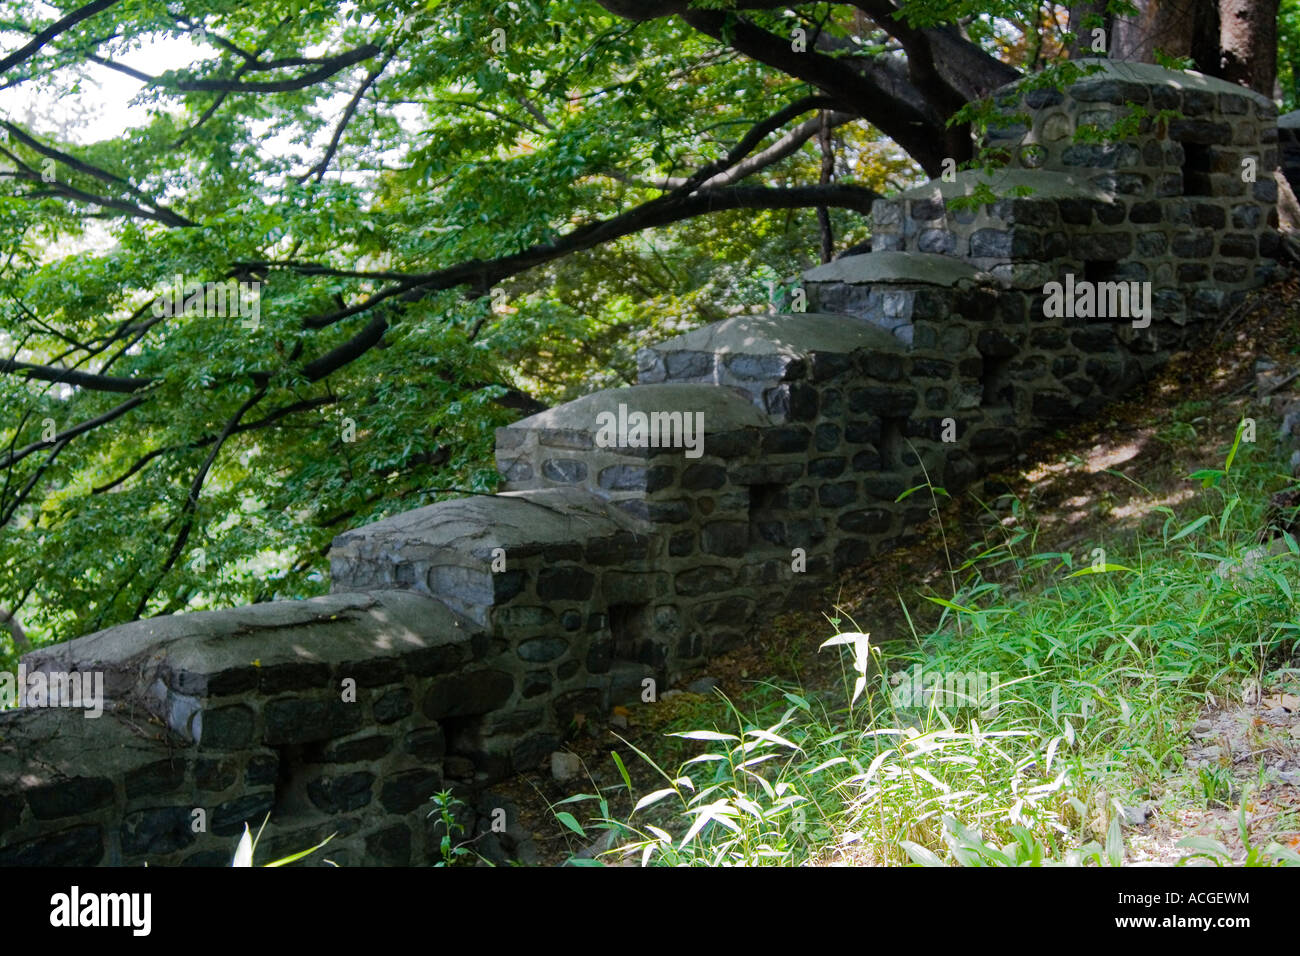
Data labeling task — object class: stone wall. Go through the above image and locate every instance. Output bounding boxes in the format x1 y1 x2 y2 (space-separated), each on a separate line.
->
0 62 1287 865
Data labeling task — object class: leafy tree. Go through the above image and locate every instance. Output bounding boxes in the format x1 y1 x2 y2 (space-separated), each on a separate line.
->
0 1 1285 648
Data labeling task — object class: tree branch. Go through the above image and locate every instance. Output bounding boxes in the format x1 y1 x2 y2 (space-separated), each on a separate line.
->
676 9 949 174
288 181 877 382
0 438 69 527
697 109 856 190
682 94 842 190
0 0 120 77
131 385 267 620
0 121 195 225
0 395 146 471
0 357 153 393
164 43 381 93
0 606 27 648
299 53 394 183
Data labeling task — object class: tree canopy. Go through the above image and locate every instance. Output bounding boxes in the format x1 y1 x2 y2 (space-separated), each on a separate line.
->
0 0 1287 647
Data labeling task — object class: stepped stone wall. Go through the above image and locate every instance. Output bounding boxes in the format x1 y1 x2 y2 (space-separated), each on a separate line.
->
0 62 1289 866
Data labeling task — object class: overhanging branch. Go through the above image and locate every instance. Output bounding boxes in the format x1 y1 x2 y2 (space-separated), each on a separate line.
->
164 43 382 94
0 0 121 77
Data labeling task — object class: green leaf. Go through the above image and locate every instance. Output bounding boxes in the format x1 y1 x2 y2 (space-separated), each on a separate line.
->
923 595 977 614
1105 815 1123 867
1175 835 1231 860
554 812 587 838
1170 514 1212 541
1066 564 1135 577
263 832 335 867
1187 468 1225 489
1224 420 1247 472
632 788 680 814
231 824 254 867
900 840 946 866
1219 496 1240 536
552 793 601 806
611 751 633 793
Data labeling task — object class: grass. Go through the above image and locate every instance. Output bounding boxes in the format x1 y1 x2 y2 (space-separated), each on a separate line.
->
556 423 1300 866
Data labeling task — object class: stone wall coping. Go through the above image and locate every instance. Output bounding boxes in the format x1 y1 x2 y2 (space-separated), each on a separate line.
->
642 312 901 359
500 381 771 433
1038 58 1276 110
21 590 475 697
897 169 1112 204
802 249 982 287
331 486 651 560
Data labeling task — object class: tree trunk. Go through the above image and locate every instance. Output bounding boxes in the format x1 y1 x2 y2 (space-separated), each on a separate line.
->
817 110 835 263
1219 0 1279 96
1074 0 1273 99
1101 0 1219 69
0 606 27 648
1110 0 1158 61
1068 1 1112 59
1189 0 1222 75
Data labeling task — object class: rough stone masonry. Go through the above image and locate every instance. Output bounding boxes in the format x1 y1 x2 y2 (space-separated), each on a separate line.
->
0 61 1293 865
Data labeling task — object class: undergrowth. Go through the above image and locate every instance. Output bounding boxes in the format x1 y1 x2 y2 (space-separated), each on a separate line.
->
556 421 1300 866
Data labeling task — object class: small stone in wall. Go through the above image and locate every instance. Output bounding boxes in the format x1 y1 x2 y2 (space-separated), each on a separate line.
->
445 757 475 781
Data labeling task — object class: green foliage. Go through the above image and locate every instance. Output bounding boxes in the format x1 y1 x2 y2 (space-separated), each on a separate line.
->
1 0 1291 659
566 436 1300 866
229 816 336 867
427 788 475 866
0 1 914 643
1280 0 1300 112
